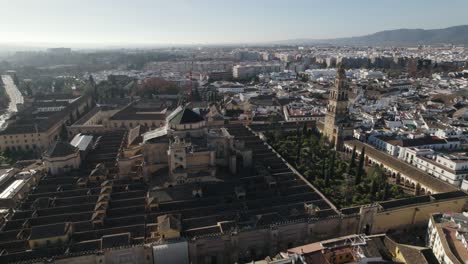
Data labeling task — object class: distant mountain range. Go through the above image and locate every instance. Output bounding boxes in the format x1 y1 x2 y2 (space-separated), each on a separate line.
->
276 25 468 46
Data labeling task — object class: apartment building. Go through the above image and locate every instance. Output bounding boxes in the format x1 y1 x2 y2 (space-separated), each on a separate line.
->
0 95 92 154
232 64 282 79
403 148 468 187
427 213 468 264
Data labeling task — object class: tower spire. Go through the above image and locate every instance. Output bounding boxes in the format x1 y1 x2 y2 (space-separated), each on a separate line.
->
337 63 346 79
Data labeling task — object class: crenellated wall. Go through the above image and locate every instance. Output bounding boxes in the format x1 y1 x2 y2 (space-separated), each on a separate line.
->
186 194 467 264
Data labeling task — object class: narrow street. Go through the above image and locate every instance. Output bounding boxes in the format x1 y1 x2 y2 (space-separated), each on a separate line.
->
0 75 23 130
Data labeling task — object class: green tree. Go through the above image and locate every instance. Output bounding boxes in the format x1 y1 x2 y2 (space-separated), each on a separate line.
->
302 123 308 135
415 183 421 196
321 159 326 179
370 179 377 198
355 147 365 185
382 182 389 200
296 128 302 165
347 146 357 174
59 124 68 141
328 151 336 180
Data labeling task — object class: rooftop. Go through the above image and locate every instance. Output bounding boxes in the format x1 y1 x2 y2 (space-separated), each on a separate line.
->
29 222 70 240
44 141 79 158
168 107 204 125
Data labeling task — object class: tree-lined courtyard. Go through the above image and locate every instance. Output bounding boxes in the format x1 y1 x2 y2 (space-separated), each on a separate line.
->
266 128 411 208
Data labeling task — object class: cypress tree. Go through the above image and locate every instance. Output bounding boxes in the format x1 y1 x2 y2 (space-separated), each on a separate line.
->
328 152 336 180
302 122 307 136
347 145 357 174
355 147 365 185
382 182 389 200
296 128 302 164
370 179 377 198
321 159 326 179
415 183 421 196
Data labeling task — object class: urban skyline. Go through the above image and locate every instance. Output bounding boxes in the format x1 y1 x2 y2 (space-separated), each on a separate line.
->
0 1 467 264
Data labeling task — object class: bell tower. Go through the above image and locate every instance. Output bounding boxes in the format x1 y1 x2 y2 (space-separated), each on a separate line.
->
323 65 350 149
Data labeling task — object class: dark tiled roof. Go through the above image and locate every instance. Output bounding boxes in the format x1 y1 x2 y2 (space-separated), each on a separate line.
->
0 95 90 135
430 191 467 200
249 98 281 107
101 233 130 249
169 108 204 125
379 196 432 210
110 105 166 121
45 141 79 158
29 222 70 240
255 213 284 227
376 135 448 147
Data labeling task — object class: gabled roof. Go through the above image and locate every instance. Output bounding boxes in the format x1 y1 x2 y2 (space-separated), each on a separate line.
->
29 222 70 240
44 141 78 158
169 107 204 125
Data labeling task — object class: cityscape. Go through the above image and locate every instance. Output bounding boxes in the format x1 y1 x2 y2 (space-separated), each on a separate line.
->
0 1 468 263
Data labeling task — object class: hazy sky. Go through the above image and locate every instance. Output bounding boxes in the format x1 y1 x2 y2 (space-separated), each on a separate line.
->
1 0 468 46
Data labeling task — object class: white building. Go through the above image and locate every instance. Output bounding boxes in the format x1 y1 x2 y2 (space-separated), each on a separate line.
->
283 103 325 122
233 64 282 79
427 213 468 264
368 135 460 159
403 148 468 187
212 81 245 93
